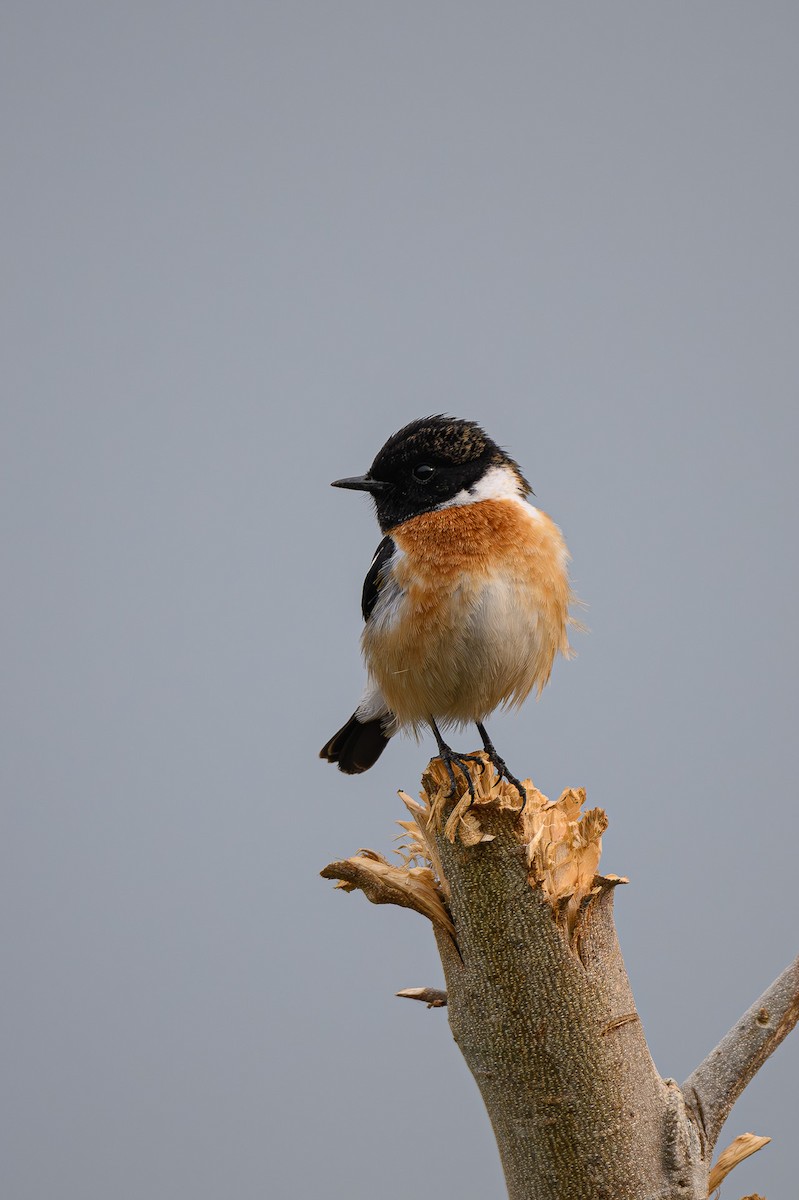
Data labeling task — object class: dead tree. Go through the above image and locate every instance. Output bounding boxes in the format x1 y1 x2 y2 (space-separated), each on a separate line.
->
322 755 797 1200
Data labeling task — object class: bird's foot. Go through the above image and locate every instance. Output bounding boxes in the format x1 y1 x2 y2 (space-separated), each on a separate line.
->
437 748 484 803
428 719 490 804
486 752 528 811
475 722 527 811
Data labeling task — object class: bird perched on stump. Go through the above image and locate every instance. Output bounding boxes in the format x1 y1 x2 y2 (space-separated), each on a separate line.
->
319 416 575 805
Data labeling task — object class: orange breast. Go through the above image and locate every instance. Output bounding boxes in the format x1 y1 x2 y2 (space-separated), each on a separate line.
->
361 499 573 729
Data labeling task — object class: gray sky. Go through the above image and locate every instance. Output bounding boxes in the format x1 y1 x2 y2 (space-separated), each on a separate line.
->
2 4 797 1197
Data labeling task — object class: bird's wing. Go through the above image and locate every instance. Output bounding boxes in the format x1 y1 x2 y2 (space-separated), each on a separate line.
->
361 535 395 621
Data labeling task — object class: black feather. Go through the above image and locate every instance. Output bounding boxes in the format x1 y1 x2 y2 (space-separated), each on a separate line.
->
319 712 392 774
361 536 395 622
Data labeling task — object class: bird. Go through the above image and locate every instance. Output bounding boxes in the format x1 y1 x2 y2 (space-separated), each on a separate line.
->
319 415 575 805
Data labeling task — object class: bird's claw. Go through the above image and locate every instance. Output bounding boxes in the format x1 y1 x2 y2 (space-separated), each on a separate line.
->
487 753 527 812
439 751 479 803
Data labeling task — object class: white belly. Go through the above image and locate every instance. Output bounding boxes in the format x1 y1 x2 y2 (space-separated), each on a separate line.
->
364 569 554 730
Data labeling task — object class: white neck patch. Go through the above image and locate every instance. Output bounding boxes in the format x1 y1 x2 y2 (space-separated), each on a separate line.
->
440 463 528 509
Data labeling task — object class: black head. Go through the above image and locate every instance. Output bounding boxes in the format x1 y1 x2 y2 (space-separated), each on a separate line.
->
331 416 531 532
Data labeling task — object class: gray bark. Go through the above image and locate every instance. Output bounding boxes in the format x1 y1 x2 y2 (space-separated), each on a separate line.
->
432 815 704 1200
682 956 799 1150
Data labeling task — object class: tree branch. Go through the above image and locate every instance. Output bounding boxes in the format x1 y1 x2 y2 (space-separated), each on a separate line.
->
396 987 448 1007
682 955 799 1150
320 849 455 939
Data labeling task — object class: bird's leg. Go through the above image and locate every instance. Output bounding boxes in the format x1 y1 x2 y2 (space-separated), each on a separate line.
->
476 722 527 811
429 718 482 803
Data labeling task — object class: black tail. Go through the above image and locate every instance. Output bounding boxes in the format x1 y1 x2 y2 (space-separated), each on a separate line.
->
320 712 392 774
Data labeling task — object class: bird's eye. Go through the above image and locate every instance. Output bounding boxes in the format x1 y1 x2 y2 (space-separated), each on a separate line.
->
413 464 436 481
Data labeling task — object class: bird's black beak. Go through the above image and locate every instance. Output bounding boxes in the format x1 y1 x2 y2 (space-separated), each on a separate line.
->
331 475 390 494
